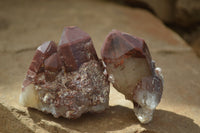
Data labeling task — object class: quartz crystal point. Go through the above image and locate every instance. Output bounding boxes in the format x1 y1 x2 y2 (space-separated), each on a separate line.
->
101 30 163 124
20 26 110 118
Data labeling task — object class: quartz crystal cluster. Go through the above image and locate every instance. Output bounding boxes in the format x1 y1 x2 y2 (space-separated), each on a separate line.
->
20 27 163 123
19 27 110 118
101 30 163 124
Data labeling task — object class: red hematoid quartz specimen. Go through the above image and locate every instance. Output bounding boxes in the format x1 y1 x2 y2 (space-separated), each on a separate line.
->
101 30 163 124
20 26 110 118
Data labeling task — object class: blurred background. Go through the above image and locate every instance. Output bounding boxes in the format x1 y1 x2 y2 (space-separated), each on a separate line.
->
0 0 199 56
0 0 200 133
110 0 200 57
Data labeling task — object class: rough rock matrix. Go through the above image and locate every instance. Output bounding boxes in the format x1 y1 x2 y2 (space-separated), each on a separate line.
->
19 26 110 118
101 30 163 124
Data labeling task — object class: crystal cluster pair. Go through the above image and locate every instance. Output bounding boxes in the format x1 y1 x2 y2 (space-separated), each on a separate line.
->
20 26 163 123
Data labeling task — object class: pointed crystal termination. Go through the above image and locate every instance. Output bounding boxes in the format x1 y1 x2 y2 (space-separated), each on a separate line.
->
23 41 57 90
101 30 163 124
58 26 98 72
20 27 109 119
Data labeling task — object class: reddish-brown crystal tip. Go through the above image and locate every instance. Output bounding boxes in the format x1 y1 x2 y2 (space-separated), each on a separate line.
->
58 26 98 72
37 41 57 58
59 26 90 45
29 41 57 74
44 53 62 72
101 30 150 61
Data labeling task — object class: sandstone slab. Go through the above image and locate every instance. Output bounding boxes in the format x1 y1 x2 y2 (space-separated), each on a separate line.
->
0 0 200 133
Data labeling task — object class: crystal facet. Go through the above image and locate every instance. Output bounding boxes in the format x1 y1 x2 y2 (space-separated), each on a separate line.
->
20 27 109 119
29 41 57 74
23 41 57 90
101 30 163 124
44 53 62 82
58 26 98 72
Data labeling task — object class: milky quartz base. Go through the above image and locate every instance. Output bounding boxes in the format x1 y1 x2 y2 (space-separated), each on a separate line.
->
105 56 163 124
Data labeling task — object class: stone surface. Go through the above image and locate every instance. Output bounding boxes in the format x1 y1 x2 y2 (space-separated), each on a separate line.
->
192 37 200 57
175 0 200 26
123 0 175 23
19 27 110 119
101 30 163 123
122 0 200 26
0 0 200 132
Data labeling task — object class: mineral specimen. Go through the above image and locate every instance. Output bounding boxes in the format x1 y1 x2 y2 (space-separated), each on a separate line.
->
101 30 163 124
19 26 110 118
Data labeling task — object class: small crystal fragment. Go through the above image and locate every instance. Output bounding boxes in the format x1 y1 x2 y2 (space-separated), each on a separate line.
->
20 27 109 119
101 30 163 124
44 53 62 81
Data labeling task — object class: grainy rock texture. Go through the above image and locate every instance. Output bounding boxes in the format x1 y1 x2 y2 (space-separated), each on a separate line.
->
0 0 200 133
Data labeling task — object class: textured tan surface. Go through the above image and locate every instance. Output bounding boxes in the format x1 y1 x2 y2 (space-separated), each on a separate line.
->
0 0 200 132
